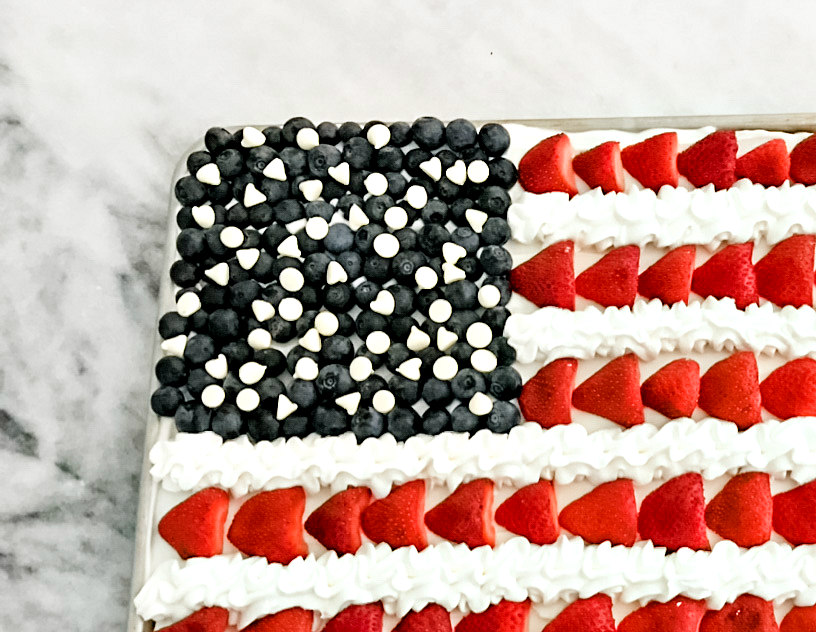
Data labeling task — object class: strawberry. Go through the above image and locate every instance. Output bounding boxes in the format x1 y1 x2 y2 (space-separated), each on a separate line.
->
773 479 816 544
518 358 578 427
157 608 229 632
735 139 790 186
640 359 700 419
518 134 578 195
637 472 709 551
573 141 625 193
692 243 758 309
324 604 384 632
158 487 229 559
754 234 815 308
543 595 615 632
575 245 640 308
425 478 495 548
305 486 372 555
509 240 575 309
394 605 452 632
705 472 772 547
361 480 427 550
495 480 559 545
621 132 679 191
227 487 308 564
618 597 707 632
677 130 738 190
572 354 645 427
790 134 816 185
638 245 696 304
243 608 313 632
781 606 816 632
700 595 778 632
698 352 762 429
455 600 531 632
558 479 637 546
761 358 816 419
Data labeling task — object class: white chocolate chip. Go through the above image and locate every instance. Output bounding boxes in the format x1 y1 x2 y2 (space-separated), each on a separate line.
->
243 182 267 207
236 388 261 412
296 127 319 150
364 172 389 196
478 284 501 308
466 322 493 349
433 356 459 381
251 300 275 322
471 349 498 373
299 179 323 202
263 157 287 181
204 354 228 380
220 226 245 248
287 218 308 233
370 290 396 316
419 156 442 181
201 384 226 409
305 216 329 240
204 262 230 286
467 159 489 183
161 334 187 357
336 392 362 415
276 234 301 258
397 357 422 381
350 356 374 382
176 292 201 317
442 242 467 264
348 204 370 230
366 331 391 354
446 160 467 186
294 357 319 381
436 327 458 352
241 126 266 148
442 262 466 284
406 326 431 352
299 328 322 352
405 185 428 209
314 311 339 336
429 299 453 323
465 208 488 233
239 361 266 385
247 328 272 350
373 233 400 259
326 260 348 285
373 390 396 414
236 248 260 270
469 392 494 416
278 297 303 322
415 266 438 290
280 268 305 292
196 163 221 186
327 162 350 185
384 206 408 230
367 123 391 149
191 204 216 228
276 394 299 420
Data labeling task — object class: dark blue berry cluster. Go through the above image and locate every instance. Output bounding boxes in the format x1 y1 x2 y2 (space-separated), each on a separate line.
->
152 117 522 442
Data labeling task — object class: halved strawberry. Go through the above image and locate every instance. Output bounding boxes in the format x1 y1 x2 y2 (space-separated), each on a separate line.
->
736 138 790 186
621 132 680 191
243 608 313 632
677 130 738 190
692 243 758 309
754 234 815 308
573 141 625 193
394 605 452 632
509 241 575 309
425 478 495 548
157 608 229 632
638 245 696 304
698 352 762 429
558 479 637 546
773 479 816 545
641 359 700 419
572 354 645 427
158 487 229 559
761 358 816 419
618 598 707 632
518 358 578 427
781 606 816 632
361 480 427 550
705 472 772 547
638 472 709 551
575 245 640 308
543 595 615 632
518 134 578 195
700 595 778 632
495 480 559 545
305 487 372 555
455 600 531 632
324 604 384 632
227 487 308 564
790 134 816 185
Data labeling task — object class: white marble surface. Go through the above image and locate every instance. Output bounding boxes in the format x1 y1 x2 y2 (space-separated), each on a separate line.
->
2 0 816 629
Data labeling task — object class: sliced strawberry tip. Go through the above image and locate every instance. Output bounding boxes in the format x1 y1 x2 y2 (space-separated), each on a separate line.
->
761 357 816 419
424 478 495 548
692 243 758 309
677 130 738 190
305 487 372 555
361 480 428 550
698 352 762 429
157 607 229 632
705 472 771 548
736 138 790 186
754 234 815 308
543 595 615 632
638 472 709 551
324 604 384 632
158 487 230 560
509 240 575 309
620 132 680 192
638 245 696 305
394 604 452 632
558 479 637 546
781 605 816 632
518 358 578 427
773 479 816 545
455 600 531 632
790 134 816 185
618 598 707 632
518 134 578 195
640 358 700 419
572 354 645 427
495 480 559 545
573 141 625 193
242 608 314 632
700 594 778 632
575 245 640 308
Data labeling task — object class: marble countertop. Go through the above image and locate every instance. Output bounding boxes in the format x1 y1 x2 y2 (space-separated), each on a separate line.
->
2 0 816 629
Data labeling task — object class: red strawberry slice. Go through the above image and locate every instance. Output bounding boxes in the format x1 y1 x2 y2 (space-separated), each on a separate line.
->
761 358 816 419
705 472 772 547
677 130 738 190
618 597 707 632
305 486 372 555
361 480 427 550
518 358 578 427
324 604 384 632
518 134 578 195
754 234 815 308
572 354 645 427
641 359 700 419
227 487 308 564
573 141 625 193
425 478 495 548
692 243 758 309
495 480 559 545
558 479 638 546
394 605 452 632
509 240 575 309
638 245 696 304
455 600 531 632
543 595 615 632
158 487 229 559
736 138 791 187
790 134 816 185
698 352 762 429
243 608 313 632
773 479 816 544
781 606 816 632
157 607 229 632
575 245 640 308
638 472 709 551
621 132 680 191
700 594 778 632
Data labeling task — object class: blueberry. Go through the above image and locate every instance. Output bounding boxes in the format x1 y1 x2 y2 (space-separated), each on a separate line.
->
421 199 448 225
337 313 355 336
151 386 184 416
386 171 408 198
351 409 385 442
230 172 254 201
477 123 510 156
305 200 335 221
354 223 386 254
435 149 458 169
418 224 450 256
338 121 363 141
356 310 388 338
312 405 349 436
375 146 404 172
308 144 341 177
295 310 318 336
261 283 287 306
255 377 285 403
445 118 477 150
261 224 290 253
222 373 243 398
389 375 421 405
479 245 513 276
485 276 512 306
324 224 355 253
247 410 280 442
279 146 308 176
207 309 241 339
488 157 518 188
184 334 215 365
394 228 418 251
337 193 364 216
364 195 394 223
188 309 208 332
155 356 187 386
488 337 516 366
287 346 319 374
392 250 426 283
387 316 418 342
385 343 412 372
451 405 480 433
389 121 412 146
186 368 217 398
387 407 419 441
483 307 510 335
448 342 475 366
446 310 480 337
354 281 381 308
212 404 244 439
316 121 338 144
449 198 474 225
216 341 248 367
247 203 274 227
422 378 452 408
418 347 444 376
159 312 187 339
205 127 234 154
176 207 196 229
482 218 511 246
321 335 354 365
415 289 442 315
199 284 228 309
262 126 283 148
289 379 319 409
451 368 486 400
174 402 211 433
230 279 261 309
360 375 388 402
274 199 304 224
325 283 353 312
422 408 450 435
337 251 363 280
246 145 277 175
343 137 374 169
405 148 433 177
254 348 287 374
227 260 251 285
215 148 244 178
486 401 520 433
296 229 321 256
477 185 512 216
282 415 310 438
488 367 522 400
282 117 315 144
363 255 391 282
268 315 296 342
316 364 354 398
258 178 289 205
177 228 207 261
444 281 479 310
297 253 327 286
411 117 445 150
